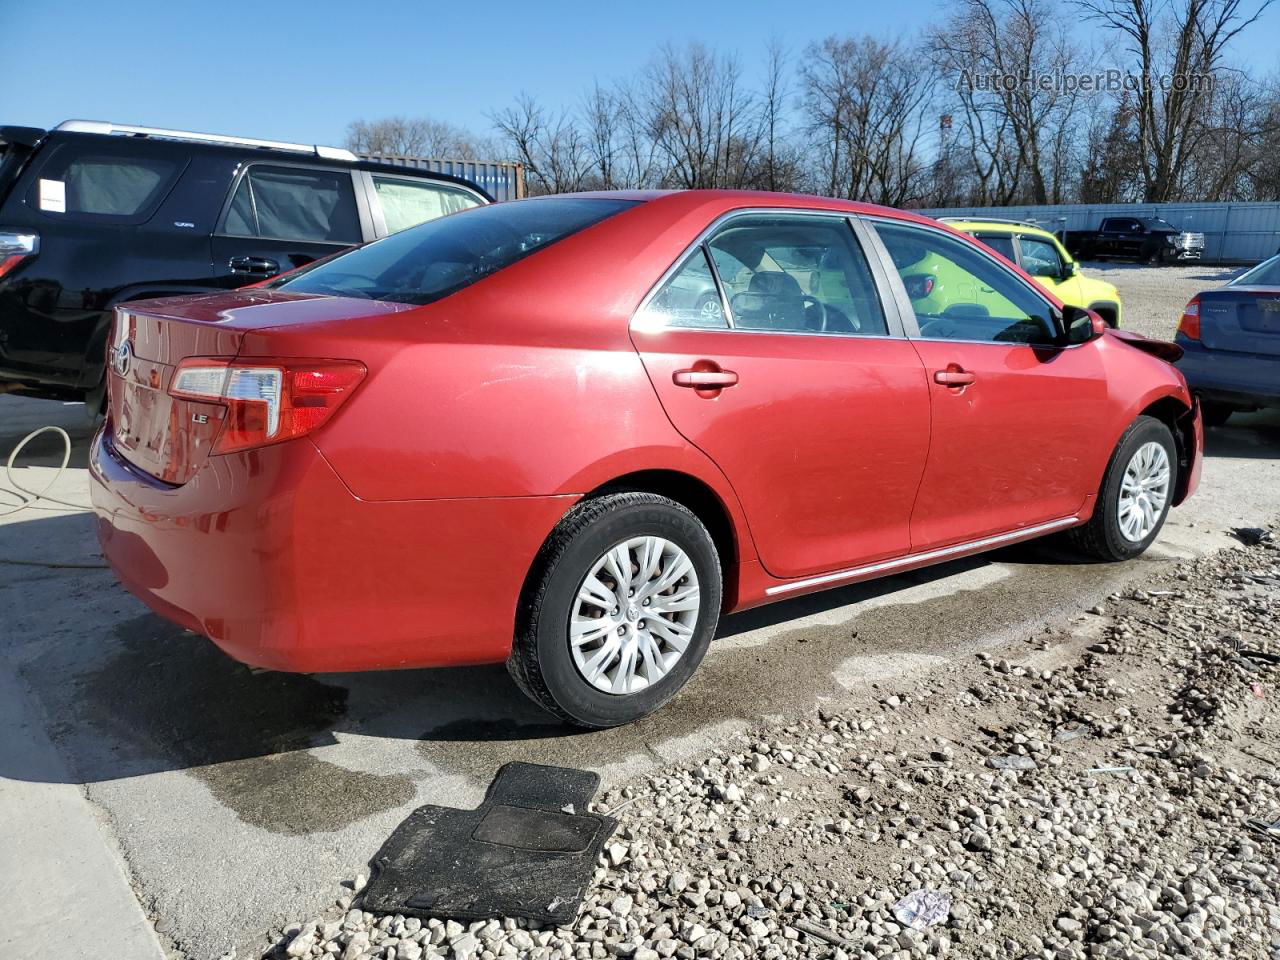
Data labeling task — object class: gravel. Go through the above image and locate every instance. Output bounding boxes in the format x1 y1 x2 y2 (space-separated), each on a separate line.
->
1080 262 1250 340
257 524 1280 960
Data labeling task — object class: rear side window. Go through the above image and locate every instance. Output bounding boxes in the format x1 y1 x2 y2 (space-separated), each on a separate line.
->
371 175 483 234
705 215 888 335
223 165 360 244
277 197 636 305
28 148 178 219
972 233 1015 262
638 248 727 329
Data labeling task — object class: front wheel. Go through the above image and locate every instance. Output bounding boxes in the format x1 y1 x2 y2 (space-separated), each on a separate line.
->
1068 416 1177 561
508 493 722 728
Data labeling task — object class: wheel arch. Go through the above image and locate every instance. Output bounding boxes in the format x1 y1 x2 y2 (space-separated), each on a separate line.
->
1087 300 1120 327
587 469 742 588
1137 394 1197 505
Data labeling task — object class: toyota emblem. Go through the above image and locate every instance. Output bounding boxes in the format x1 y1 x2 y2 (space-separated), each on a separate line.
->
113 339 133 377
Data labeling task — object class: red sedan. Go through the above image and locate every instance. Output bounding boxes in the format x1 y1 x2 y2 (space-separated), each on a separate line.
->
90 191 1202 727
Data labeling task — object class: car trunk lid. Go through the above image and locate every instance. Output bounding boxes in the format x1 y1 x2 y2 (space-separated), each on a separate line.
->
107 290 406 484
1196 286 1280 357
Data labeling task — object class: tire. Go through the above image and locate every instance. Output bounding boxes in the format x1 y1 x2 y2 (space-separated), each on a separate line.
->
1200 400 1234 428
1068 416 1177 562
508 492 722 728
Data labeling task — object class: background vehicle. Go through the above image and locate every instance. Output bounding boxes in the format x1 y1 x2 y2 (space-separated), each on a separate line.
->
1176 252 1280 425
90 191 1201 728
0 121 489 405
941 218 1123 327
1060 216 1205 264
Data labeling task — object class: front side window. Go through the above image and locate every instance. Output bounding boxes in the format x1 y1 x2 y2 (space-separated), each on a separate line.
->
875 221 1057 346
704 215 888 335
223 165 360 244
1018 236 1065 279
276 197 636 305
372 176 484 234
638 248 727 329
30 150 177 218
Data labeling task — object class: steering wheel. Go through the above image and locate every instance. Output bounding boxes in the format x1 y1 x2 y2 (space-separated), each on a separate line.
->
800 295 828 331
919 316 964 339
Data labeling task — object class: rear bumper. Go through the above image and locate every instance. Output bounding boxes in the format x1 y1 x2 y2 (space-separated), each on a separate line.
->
1176 341 1280 407
90 430 576 672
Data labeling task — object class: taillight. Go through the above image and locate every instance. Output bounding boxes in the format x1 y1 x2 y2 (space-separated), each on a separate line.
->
904 274 935 299
169 357 366 453
0 229 39 281
1177 298 1201 340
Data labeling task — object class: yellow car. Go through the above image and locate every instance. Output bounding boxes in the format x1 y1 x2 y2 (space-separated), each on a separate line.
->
941 218 1123 327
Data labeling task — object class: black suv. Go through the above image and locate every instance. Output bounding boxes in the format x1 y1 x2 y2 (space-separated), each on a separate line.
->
0 120 490 404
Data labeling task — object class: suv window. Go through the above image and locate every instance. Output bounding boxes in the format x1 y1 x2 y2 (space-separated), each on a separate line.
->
223 165 360 244
704 215 888 335
1018 236 1064 278
371 175 483 234
1103 218 1139 233
972 233 1015 261
638 248 727 329
30 149 178 218
276 196 636 305
875 221 1057 346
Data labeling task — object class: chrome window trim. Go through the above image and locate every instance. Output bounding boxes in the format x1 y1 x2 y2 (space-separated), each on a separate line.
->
630 206 909 340
860 214 1069 346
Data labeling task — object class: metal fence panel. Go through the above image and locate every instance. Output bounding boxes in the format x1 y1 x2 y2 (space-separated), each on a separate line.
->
358 154 526 202
916 202 1280 263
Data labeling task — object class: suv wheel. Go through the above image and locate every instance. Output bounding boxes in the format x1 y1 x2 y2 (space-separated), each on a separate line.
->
1069 416 1176 561
508 493 722 728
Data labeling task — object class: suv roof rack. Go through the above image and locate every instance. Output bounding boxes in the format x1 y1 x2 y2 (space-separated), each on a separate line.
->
937 216 1046 230
55 120 358 162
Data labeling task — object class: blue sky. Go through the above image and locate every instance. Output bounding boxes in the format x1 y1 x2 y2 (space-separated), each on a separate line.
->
5 0 1279 151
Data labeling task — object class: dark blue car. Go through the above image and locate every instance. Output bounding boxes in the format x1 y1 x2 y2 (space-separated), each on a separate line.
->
1176 254 1280 426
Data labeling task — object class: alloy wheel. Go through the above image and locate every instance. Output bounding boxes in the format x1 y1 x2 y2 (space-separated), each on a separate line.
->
569 536 700 695
1117 441 1171 542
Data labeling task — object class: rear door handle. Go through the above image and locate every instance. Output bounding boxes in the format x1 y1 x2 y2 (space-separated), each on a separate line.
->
673 369 739 388
228 256 280 277
934 369 976 386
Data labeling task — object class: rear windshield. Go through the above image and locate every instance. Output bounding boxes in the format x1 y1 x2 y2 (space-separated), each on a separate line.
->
1231 254 1280 287
276 197 637 305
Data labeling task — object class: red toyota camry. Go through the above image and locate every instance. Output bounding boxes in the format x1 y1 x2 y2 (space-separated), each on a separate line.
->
91 191 1202 727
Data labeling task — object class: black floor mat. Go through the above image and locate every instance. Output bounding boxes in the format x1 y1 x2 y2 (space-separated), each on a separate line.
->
361 761 617 926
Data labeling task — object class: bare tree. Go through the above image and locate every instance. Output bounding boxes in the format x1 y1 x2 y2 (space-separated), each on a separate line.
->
1076 0 1276 201
800 35 936 206
344 116 491 159
930 0 1088 204
640 43 767 189
490 94 593 194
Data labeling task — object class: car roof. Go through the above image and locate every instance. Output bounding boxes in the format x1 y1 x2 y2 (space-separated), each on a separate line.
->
38 122 493 200
542 188 951 230
945 219 1058 240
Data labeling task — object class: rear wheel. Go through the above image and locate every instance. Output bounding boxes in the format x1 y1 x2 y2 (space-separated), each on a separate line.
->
1069 416 1176 561
508 493 722 728
1199 400 1234 428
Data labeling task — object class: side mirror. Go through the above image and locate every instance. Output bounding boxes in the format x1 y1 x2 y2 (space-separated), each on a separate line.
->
1064 261 1079 279
1063 305 1107 344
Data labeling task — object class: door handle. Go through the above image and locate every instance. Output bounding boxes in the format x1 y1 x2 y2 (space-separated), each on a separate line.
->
934 368 976 387
673 368 739 388
228 256 280 277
